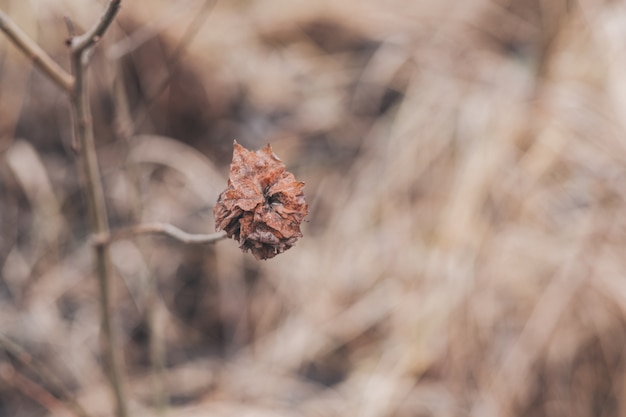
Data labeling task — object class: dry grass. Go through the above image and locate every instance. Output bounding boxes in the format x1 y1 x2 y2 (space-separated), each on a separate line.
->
2 0 626 416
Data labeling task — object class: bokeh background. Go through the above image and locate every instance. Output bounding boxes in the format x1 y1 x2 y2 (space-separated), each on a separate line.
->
2 0 626 416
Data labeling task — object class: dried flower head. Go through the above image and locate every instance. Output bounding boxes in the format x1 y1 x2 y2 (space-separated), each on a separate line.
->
214 141 308 260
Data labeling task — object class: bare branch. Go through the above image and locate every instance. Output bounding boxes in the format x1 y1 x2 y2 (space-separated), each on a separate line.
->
68 2 126 417
70 0 121 53
95 223 227 246
0 9 74 93
0 333 95 417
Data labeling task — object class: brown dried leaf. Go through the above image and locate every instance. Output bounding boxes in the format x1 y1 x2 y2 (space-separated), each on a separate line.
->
214 141 308 260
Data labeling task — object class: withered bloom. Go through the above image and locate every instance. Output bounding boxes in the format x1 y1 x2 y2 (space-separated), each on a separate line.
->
214 141 308 260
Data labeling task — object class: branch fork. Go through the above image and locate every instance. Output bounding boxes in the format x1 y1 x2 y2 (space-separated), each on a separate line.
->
2 3 124 417
0 3 227 417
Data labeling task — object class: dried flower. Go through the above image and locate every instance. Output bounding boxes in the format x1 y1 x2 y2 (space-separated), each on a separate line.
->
214 141 308 260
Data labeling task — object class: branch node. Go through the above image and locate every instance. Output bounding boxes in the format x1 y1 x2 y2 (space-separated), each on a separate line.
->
91 232 109 247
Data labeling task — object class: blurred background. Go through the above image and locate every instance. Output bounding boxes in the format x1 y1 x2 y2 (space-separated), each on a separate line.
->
2 0 626 416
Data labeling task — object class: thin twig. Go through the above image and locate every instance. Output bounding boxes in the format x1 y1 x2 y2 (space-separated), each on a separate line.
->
70 0 121 54
146 292 167 414
0 364 70 415
94 222 227 246
107 0 199 60
132 0 217 131
0 333 94 417
0 9 74 92
0 9 114 416
67 2 126 417
1 5 223 417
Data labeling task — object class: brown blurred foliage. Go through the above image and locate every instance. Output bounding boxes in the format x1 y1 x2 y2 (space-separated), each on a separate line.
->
2 0 626 416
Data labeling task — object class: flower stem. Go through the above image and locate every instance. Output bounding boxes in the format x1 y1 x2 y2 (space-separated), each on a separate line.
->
68 2 126 417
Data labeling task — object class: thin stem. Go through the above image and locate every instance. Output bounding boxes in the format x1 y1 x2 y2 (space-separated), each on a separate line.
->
1 5 224 417
0 3 127 416
70 0 121 54
146 292 167 414
68 2 126 417
0 364 71 416
131 0 216 131
0 333 94 417
0 9 74 93
94 223 227 246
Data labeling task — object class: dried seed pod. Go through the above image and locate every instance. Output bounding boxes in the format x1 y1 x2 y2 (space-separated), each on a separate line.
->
214 141 308 260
